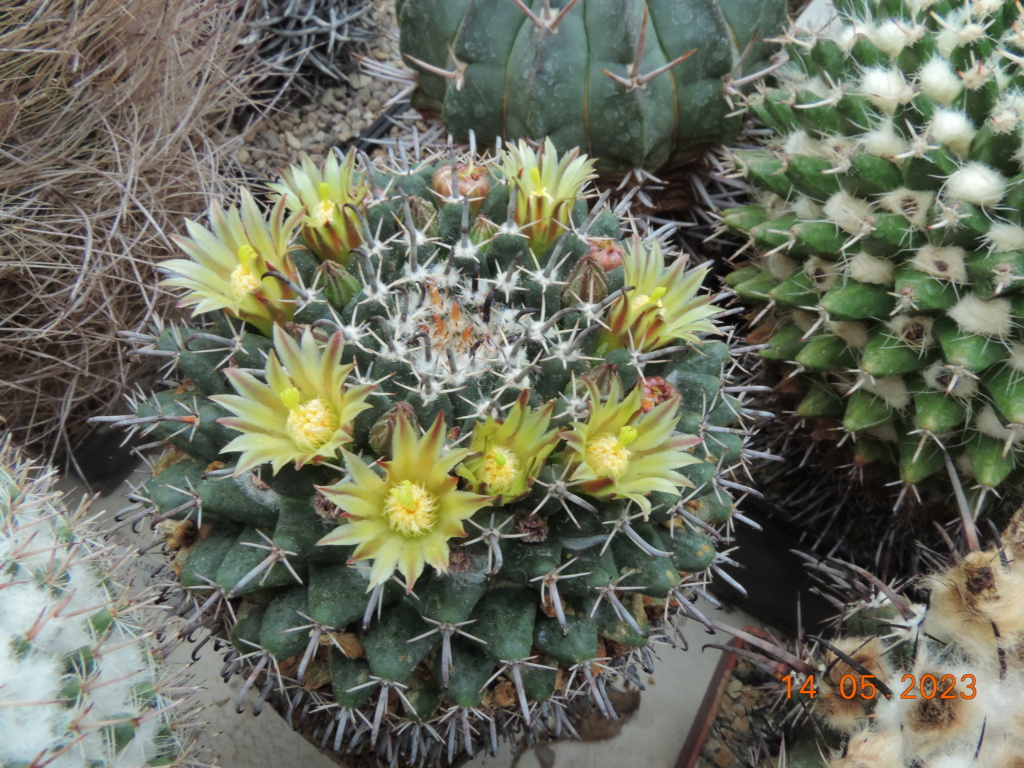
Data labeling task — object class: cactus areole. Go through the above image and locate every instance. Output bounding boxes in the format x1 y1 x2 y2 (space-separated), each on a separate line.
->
395 0 787 176
725 0 1024 515
119 139 753 764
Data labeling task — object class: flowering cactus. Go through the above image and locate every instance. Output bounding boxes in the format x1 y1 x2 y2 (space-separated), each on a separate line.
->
110 138 756 765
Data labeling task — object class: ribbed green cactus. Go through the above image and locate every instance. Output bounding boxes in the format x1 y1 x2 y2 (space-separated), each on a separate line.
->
0 437 203 768
395 0 788 176
724 0 1024 515
109 139 756 764
754 511 1024 768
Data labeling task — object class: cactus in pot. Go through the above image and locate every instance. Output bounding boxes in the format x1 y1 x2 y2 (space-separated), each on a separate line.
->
106 138 759 765
393 0 788 178
723 0 1024 532
0 436 206 768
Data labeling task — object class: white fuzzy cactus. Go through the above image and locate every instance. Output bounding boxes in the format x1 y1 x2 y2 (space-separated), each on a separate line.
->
0 436 204 768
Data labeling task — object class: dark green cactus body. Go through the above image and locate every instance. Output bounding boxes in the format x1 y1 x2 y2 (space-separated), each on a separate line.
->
725 0 1024 511
124 142 752 764
396 0 787 175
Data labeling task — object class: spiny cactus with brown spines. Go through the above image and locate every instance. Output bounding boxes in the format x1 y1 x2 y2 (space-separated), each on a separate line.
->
0 436 208 768
102 138 763 765
722 0 1024 541
738 510 1024 768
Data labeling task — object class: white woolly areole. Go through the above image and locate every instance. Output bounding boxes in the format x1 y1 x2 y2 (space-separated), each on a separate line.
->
766 251 799 281
804 257 840 291
844 728 904 764
834 21 872 52
870 20 922 57
1013 134 1024 173
828 320 869 348
792 310 819 333
791 196 822 221
846 251 894 285
984 222 1024 252
889 315 935 348
960 59 997 92
911 244 968 283
783 130 823 157
824 191 873 234
928 109 978 156
971 0 1004 18
878 188 934 228
977 405 1022 443
937 9 987 58
948 293 1014 337
860 68 914 115
923 362 980 397
820 135 856 171
945 162 1007 206
1009 343 1024 372
919 57 964 105
867 423 899 442
755 191 789 219
1004 19 1024 51
858 119 910 158
862 374 911 409
989 92 1024 134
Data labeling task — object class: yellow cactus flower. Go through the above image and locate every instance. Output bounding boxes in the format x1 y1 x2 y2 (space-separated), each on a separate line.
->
161 190 302 335
457 392 561 504
561 378 703 518
269 148 369 265
315 413 494 590
498 137 597 257
599 237 719 353
211 325 374 474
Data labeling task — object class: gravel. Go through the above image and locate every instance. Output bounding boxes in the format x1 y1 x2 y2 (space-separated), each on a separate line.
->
233 0 424 175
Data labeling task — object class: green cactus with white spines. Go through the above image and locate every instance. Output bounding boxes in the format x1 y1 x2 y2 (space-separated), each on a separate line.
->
395 0 788 177
723 0 1024 513
0 437 203 768
110 139 756 764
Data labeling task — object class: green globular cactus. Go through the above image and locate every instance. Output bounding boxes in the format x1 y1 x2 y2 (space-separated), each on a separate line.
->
0 437 204 768
723 0 1024 518
751 511 1024 768
394 0 788 177
111 138 757 765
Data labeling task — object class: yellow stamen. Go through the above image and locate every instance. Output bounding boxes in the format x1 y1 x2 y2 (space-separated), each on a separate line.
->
383 480 438 536
312 183 336 226
632 287 666 312
286 396 339 452
479 446 520 494
528 167 551 199
584 429 636 480
230 266 260 298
